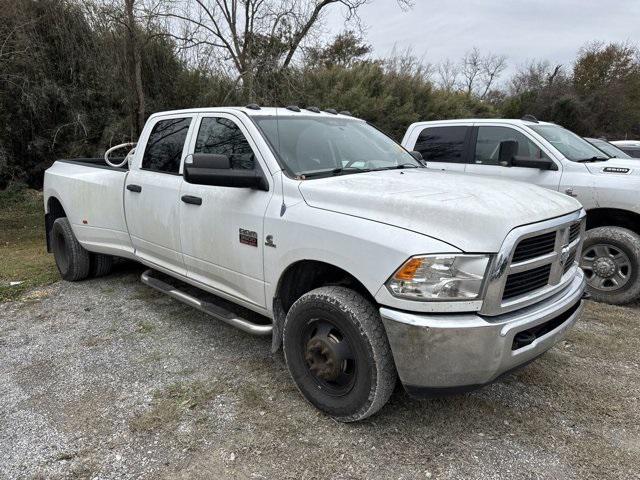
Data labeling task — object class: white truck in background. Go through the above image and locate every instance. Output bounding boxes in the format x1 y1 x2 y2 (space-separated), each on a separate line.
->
402 117 640 305
44 107 586 421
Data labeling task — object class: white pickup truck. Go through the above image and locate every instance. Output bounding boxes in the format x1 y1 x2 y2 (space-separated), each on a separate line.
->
44 107 586 421
402 117 640 305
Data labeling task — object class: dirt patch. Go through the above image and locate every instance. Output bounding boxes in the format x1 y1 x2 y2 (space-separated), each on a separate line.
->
0 269 638 479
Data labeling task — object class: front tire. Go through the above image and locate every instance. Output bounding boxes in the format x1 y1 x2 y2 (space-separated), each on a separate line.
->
581 226 640 304
283 286 397 422
50 217 91 282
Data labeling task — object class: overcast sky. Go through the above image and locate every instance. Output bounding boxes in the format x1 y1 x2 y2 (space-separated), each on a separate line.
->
326 0 639 78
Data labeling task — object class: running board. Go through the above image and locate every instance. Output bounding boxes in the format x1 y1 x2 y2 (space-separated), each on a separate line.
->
140 269 272 336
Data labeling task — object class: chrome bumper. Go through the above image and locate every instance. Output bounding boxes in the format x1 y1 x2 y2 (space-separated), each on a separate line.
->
380 270 586 394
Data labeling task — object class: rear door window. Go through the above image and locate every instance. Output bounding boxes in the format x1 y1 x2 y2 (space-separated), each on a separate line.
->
194 117 256 170
414 126 469 163
142 117 192 174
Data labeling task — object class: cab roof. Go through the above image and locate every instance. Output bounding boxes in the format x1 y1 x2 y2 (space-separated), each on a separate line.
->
148 106 361 120
409 118 557 128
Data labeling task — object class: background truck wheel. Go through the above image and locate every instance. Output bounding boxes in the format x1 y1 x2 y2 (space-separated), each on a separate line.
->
90 253 113 278
581 226 640 305
283 286 397 422
50 217 91 281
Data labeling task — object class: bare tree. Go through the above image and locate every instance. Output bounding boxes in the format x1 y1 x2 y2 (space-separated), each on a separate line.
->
125 0 145 134
459 47 506 99
436 58 459 91
479 52 507 99
461 47 482 95
152 0 411 100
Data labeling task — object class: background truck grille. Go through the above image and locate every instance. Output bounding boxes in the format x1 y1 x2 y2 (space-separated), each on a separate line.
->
503 264 552 300
511 231 556 263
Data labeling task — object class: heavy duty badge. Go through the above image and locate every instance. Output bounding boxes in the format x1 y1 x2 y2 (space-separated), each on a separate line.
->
239 228 258 247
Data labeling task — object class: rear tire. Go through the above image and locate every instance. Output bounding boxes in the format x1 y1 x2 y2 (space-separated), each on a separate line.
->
283 286 396 422
90 253 113 278
50 217 91 282
581 226 640 305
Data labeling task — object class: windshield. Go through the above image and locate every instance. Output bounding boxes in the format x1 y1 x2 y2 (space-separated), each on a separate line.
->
529 124 608 161
253 115 421 177
586 138 631 159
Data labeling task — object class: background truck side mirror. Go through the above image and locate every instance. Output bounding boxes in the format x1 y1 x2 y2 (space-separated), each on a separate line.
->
184 153 269 190
498 140 518 167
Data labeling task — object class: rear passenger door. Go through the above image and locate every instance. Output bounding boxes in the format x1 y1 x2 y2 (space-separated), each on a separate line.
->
464 124 562 191
407 125 471 172
125 114 195 275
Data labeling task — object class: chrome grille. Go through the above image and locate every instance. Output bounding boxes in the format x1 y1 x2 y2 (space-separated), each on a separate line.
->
512 231 556 263
481 211 586 316
503 264 552 300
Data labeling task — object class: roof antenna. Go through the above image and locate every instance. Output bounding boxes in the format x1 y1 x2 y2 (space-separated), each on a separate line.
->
521 114 539 123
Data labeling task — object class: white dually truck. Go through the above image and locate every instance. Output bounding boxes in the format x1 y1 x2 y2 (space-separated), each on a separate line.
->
402 117 640 305
44 107 586 421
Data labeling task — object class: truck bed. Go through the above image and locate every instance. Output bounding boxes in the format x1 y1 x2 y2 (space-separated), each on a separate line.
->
44 158 134 258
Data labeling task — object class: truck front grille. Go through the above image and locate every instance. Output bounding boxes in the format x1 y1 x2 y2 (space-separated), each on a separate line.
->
480 212 586 316
503 264 552 300
512 231 556 263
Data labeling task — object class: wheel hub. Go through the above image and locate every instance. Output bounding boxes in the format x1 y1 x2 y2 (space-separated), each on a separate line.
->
304 337 341 381
593 256 617 278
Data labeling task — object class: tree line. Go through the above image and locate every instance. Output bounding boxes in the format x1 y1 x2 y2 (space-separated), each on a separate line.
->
1 0 639 188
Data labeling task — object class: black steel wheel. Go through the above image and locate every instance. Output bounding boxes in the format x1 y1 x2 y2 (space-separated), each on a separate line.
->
283 286 396 422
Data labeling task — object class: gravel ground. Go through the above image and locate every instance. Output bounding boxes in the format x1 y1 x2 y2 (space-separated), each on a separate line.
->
1 264 639 480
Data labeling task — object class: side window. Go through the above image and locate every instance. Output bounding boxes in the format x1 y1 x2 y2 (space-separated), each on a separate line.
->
194 117 256 170
474 126 548 166
142 117 192 173
414 126 469 163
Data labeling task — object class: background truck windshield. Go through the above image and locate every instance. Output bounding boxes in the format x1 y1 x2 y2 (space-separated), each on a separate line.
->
253 116 420 177
530 124 607 161
586 138 632 159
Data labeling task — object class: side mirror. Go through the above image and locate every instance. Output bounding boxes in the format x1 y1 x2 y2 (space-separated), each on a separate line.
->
498 140 518 167
511 155 558 171
184 153 269 190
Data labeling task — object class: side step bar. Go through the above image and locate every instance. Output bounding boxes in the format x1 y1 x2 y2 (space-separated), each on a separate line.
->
140 269 272 337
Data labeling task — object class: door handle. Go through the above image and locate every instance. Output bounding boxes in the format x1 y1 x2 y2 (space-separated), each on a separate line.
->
565 187 578 197
127 184 142 193
181 195 202 206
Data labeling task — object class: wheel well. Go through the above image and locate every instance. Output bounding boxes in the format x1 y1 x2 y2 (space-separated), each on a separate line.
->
47 197 66 220
586 208 640 235
276 260 375 315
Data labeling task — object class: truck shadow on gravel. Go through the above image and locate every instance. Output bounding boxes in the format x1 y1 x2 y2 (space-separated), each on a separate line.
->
1 268 638 479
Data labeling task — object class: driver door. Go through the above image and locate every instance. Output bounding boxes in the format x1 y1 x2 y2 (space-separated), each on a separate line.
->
178 114 273 308
464 124 562 191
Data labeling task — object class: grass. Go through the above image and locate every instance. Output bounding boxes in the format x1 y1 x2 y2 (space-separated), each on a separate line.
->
0 185 58 301
129 381 221 433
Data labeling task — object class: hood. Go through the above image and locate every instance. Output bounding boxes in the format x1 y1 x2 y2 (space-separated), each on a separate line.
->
584 157 640 176
298 169 581 252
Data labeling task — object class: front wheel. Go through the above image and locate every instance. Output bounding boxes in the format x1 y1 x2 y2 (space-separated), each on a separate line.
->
581 226 640 305
283 286 397 422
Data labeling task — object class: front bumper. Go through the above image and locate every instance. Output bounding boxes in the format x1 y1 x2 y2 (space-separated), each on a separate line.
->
380 270 586 395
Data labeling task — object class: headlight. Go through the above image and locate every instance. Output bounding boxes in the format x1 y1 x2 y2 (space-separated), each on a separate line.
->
387 255 490 301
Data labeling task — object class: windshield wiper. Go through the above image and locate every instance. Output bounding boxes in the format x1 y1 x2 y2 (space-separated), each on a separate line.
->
297 166 370 179
576 156 608 163
370 163 422 172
